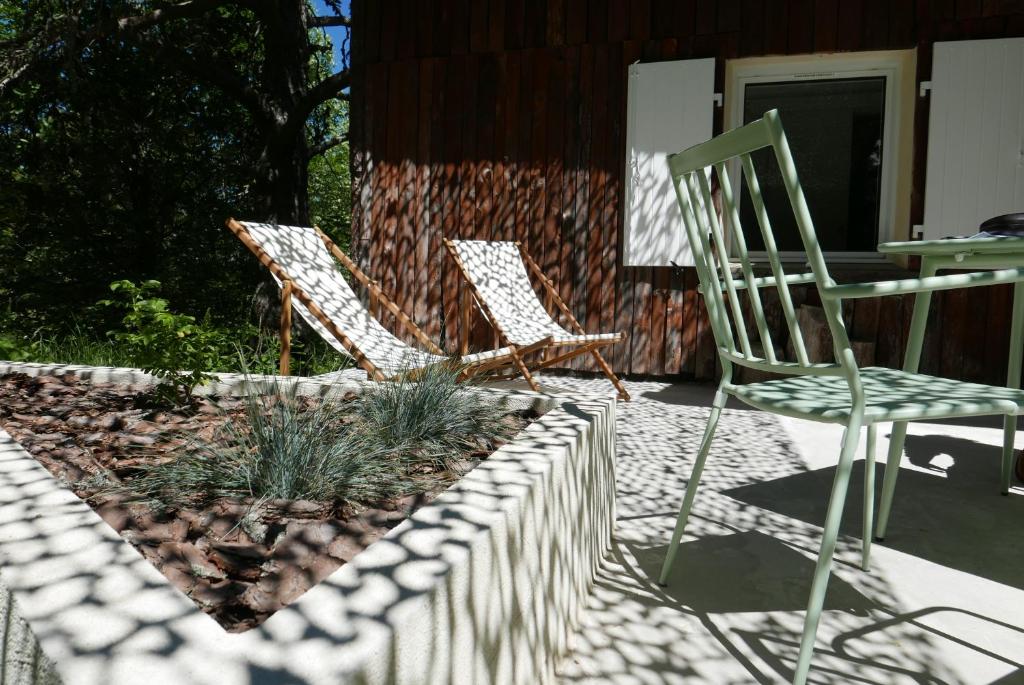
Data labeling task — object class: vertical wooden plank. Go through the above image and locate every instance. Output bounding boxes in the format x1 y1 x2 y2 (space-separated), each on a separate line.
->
813 0 839 51
740 0 766 55
571 44 594 367
499 52 522 243
940 286 968 380
696 0 717 34
586 44 611 371
787 0 814 52
680 267 699 377
717 0 742 31
397 0 418 59
600 41 626 372
588 0 609 44
566 0 588 44
863 0 890 48
505 0 525 49
470 0 490 53
396 60 420 340
630 0 653 40
415 0 435 57
664 267 685 375
608 0 629 42
440 56 467 351
413 58 435 338
523 0 549 48
558 46 580 335
836 0 865 51
363 0 382 63
450 0 471 54
514 49 536 250
889 0 915 45
543 50 567 290
548 0 568 45
488 0 506 51
425 58 447 340
527 49 550 269
762 0 789 53
987 284 1013 385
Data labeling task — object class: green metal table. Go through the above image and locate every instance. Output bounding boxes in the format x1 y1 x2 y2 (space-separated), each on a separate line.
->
874 236 1024 538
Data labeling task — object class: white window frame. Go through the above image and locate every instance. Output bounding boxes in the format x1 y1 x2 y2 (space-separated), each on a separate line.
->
725 51 915 263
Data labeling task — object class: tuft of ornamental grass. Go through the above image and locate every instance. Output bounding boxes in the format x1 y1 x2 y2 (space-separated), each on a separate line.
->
353 363 519 473
114 363 521 510
124 380 408 507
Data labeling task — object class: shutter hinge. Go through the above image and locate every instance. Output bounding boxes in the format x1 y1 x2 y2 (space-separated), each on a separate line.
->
919 81 932 98
713 93 723 107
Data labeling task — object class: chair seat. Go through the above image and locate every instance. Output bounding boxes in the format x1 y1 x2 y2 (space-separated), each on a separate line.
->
730 366 1024 424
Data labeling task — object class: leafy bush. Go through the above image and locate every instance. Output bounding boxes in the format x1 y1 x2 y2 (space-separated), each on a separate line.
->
354 364 519 473
100 279 231 404
126 380 407 506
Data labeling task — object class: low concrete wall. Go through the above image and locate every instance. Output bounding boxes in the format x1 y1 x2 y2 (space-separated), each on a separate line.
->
0 362 616 684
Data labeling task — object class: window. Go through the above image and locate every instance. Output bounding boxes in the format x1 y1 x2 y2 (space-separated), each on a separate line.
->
725 51 916 261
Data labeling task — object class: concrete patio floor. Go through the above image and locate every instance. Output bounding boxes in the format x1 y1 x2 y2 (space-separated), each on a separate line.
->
531 375 1024 685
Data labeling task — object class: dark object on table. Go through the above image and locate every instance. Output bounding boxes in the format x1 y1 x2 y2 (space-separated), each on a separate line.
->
978 213 1024 238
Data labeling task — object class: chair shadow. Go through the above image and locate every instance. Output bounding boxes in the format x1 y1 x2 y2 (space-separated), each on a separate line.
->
639 530 875 615
724 434 1024 591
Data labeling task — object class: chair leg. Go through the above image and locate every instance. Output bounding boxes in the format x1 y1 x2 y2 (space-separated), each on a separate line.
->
1002 415 1016 495
874 420 909 541
658 394 725 585
590 348 630 401
509 349 541 393
861 424 876 572
792 421 862 685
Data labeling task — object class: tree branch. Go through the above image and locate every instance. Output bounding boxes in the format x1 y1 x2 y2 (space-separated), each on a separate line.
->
297 69 351 119
308 133 348 158
114 0 227 33
311 15 350 27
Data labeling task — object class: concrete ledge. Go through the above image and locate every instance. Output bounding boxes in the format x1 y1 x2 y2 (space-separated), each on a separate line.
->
0 362 615 684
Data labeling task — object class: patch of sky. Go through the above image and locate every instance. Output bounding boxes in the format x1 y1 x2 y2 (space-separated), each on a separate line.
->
311 0 351 70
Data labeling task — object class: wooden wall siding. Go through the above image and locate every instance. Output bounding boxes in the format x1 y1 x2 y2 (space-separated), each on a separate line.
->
349 0 1024 384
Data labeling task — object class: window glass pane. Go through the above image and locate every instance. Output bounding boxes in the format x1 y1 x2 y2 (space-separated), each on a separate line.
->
739 77 886 253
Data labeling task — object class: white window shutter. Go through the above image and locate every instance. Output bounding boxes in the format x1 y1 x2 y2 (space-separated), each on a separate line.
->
922 38 1024 240
623 58 716 267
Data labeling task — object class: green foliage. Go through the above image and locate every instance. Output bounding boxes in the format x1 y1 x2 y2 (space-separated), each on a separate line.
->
100 280 230 404
355 364 519 473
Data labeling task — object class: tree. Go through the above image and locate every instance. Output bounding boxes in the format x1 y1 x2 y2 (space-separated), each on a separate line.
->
1 0 351 224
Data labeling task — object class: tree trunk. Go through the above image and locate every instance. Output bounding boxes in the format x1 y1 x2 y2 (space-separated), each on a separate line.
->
257 130 311 225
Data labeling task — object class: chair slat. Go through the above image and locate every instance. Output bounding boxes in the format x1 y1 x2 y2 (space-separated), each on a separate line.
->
740 153 811 366
672 171 738 357
694 171 754 359
715 161 777 363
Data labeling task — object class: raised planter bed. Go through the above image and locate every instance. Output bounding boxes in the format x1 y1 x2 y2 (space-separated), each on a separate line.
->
0 362 616 685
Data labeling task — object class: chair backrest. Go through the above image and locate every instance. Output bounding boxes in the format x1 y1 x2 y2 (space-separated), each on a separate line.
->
667 109 860 382
447 239 563 343
235 221 433 377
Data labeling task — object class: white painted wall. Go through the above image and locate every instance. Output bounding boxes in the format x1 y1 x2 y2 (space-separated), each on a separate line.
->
923 38 1024 239
623 58 715 266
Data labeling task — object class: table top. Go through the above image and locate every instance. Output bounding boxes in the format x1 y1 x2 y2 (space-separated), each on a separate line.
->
878 235 1024 256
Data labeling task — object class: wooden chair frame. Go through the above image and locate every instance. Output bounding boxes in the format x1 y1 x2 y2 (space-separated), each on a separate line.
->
444 238 630 400
225 218 536 385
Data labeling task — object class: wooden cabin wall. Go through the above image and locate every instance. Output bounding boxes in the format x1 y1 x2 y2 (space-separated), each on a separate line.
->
348 0 1024 384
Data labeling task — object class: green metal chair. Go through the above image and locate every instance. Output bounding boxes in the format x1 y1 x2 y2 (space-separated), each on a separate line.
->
658 109 1024 685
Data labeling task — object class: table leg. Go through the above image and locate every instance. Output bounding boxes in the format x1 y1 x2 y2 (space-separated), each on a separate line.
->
875 259 938 541
1004 281 1024 493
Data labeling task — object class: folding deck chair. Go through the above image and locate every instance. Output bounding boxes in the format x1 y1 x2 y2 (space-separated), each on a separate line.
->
657 110 1024 685
226 219 542 384
444 239 630 400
